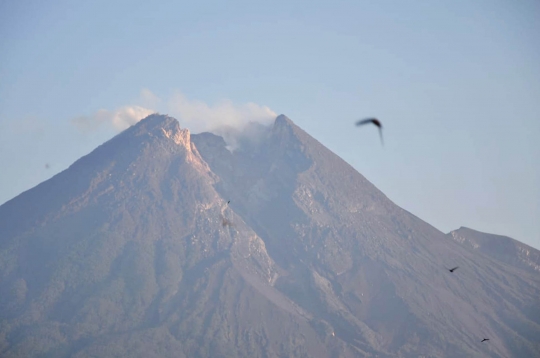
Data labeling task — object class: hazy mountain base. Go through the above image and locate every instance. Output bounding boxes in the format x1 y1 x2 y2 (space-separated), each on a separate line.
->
0 114 539 357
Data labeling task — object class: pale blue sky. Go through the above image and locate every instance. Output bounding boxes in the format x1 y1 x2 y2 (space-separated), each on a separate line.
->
1 0 539 248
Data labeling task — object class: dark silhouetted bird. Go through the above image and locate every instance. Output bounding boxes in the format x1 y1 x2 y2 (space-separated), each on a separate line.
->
45 163 50 169
481 338 489 342
227 200 230 204
356 118 383 145
448 266 459 273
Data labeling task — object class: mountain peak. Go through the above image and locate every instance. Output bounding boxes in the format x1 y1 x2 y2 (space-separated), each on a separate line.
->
275 114 294 125
136 113 177 128
272 114 295 136
125 113 182 137
109 113 194 151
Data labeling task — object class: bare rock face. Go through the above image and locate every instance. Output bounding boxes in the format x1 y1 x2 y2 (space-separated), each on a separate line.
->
0 114 539 358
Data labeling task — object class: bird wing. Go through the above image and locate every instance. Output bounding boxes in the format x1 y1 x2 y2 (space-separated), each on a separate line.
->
378 127 384 146
356 118 374 126
451 266 459 271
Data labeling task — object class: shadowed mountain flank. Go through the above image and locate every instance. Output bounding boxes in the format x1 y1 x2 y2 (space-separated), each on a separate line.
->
0 114 539 357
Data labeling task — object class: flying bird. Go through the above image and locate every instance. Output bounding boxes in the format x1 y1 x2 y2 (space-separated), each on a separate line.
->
356 118 383 145
481 338 489 342
448 266 459 273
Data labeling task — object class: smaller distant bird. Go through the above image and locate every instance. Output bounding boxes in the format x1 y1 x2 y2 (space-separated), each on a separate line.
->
45 163 50 169
355 118 383 145
481 338 489 343
227 200 230 204
448 266 459 273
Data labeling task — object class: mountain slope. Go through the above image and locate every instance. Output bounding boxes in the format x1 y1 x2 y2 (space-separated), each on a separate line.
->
0 114 538 357
192 115 540 357
448 227 540 274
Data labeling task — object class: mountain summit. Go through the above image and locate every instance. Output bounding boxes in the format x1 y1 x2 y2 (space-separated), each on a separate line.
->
1 114 539 357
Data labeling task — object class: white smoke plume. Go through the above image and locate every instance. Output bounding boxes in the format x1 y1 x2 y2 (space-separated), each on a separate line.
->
71 89 277 151
72 106 155 132
167 91 276 134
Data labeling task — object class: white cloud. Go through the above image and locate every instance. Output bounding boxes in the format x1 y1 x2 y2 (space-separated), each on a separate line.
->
72 105 155 132
71 89 277 143
167 92 276 133
165 91 277 151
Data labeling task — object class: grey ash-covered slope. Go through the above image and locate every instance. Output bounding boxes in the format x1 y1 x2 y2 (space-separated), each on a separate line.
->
0 114 539 357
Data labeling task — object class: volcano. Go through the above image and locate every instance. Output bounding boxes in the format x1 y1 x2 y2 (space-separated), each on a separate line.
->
0 114 538 357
